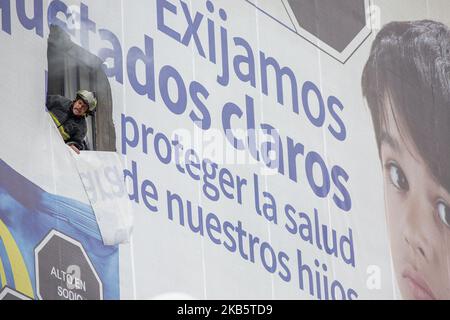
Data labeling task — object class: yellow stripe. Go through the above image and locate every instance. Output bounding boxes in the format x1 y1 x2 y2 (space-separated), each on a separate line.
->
49 112 62 126
49 112 70 141
0 254 6 289
0 220 34 298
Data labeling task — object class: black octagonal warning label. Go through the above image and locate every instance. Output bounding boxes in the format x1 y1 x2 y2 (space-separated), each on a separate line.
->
34 230 103 300
247 0 373 63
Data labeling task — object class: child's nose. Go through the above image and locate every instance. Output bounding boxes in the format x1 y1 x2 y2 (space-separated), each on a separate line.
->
403 197 433 262
404 233 427 260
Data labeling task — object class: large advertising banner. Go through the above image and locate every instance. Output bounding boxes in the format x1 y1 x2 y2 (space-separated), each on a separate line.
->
1 0 450 300
117 0 389 299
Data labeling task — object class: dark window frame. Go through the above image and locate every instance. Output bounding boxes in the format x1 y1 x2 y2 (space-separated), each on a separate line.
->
47 25 116 152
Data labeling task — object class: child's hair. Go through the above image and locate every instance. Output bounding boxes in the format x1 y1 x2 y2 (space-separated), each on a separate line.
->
362 20 450 192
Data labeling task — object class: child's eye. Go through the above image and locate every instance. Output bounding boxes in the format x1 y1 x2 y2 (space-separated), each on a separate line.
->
437 200 450 228
386 161 409 191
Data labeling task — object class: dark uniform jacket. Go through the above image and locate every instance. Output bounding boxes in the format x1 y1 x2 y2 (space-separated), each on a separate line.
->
46 95 87 150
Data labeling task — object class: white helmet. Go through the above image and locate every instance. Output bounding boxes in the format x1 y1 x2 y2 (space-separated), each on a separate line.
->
76 90 97 112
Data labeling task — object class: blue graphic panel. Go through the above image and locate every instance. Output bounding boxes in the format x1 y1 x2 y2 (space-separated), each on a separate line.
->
0 159 119 299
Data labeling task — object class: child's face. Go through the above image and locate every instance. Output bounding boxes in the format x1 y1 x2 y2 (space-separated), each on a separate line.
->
380 99 450 300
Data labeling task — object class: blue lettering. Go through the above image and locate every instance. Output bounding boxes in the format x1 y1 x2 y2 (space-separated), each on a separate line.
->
0 0 11 34
202 159 219 201
222 221 236 253
156 0 180 42
141 179 158 212
302 81 325 127
159 65 187 115
331 165 352 211
121 113 139 155
154 132 172 164
221 102 245 150
47 0 73 36
180 0 205 57
305 151 330 198
17 0 43 37
189 81 211 130
124 160 139 203
260 52 299 114
260 242 276 274
327 95 346 141
287 137 304 183
233 37 256 88
126 35 156 100
205 212 221 245
98 28 123 84
80 2 96 50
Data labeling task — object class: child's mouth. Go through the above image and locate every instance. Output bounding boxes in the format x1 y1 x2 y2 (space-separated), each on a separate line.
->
402 267 436 300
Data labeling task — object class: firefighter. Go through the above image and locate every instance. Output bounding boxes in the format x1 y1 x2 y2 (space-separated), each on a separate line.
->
46 90 97 154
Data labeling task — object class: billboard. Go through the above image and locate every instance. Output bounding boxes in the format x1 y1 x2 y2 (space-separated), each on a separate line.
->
1 0 450 300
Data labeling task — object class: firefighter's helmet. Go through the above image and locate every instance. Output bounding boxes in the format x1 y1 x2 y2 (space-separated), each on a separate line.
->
76 90 97 113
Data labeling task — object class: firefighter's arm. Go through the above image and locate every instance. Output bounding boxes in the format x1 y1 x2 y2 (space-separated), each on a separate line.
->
46 95 64 111
66 126 86 154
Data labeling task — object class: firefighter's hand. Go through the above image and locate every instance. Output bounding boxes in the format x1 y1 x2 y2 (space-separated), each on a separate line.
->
68 144 80 154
